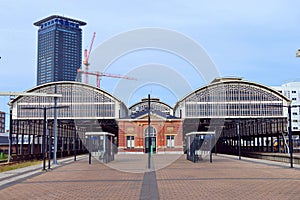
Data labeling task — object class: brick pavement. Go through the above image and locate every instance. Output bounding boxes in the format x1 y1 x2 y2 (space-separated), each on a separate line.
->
1 154 300 200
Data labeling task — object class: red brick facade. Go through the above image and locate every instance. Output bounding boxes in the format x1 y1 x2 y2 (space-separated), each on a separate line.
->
118 115 183 154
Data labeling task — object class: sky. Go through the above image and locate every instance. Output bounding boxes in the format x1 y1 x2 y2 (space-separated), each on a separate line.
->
1 0 300 124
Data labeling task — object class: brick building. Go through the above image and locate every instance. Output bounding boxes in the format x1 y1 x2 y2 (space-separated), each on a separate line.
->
118 98 183 154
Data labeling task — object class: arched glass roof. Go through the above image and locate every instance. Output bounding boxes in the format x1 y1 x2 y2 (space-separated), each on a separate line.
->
129 98 173 115
10 81 128 120
174 78 290 118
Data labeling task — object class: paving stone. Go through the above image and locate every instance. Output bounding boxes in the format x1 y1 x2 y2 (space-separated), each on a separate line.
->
1 155 300 200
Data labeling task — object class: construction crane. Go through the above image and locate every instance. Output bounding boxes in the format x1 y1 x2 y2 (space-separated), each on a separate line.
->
83 32 96 84
77 69 137 88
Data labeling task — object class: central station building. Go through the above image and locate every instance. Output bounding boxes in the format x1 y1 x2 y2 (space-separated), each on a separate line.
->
8 77 291 159
118 98 183 154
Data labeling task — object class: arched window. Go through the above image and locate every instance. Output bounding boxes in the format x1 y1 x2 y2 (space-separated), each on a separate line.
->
144 126 157 137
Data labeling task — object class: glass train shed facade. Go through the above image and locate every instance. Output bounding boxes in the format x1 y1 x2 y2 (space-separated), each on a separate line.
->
8 78 293 160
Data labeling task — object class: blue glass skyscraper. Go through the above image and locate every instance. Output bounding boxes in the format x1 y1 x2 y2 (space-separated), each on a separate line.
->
34 15 86 85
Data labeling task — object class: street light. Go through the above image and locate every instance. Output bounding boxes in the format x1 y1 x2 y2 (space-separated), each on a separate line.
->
147 94 151 169
237 120 241 160
285 104 300 168
268 103 299 168
281 104 300 168
224 119 242 160
22 105 68 171
0 92 62 162
287 105 293 168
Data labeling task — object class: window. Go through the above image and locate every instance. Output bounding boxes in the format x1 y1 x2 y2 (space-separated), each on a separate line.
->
293 127 299 130
292 98 297 101
292 91 297 93
293 112 298 115
126 136 134 148
166 135 175 148
144 126 157 137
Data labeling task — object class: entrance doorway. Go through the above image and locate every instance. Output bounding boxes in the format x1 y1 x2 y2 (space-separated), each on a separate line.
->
145 137 156 153
144 126 157 153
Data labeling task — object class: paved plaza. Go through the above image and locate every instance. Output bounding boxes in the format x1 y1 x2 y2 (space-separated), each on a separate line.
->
1 154 300 200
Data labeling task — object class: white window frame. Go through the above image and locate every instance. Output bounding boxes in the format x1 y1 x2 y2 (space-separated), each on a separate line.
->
166 135 175 148
126 136 135 148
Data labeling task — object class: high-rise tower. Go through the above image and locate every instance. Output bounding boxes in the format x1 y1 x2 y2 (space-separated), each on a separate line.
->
34 15 86 85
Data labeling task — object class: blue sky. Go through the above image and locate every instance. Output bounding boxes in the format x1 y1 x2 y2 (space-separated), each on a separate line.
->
1 0 300 119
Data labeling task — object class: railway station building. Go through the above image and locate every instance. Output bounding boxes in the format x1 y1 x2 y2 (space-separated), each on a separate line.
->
118 98 183 154
8 77 292 160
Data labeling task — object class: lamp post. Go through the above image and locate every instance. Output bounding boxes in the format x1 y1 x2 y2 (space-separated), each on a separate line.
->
224 119 241 160
42 107 47 171
268 103 299 168
147 94 151 169
74 126 77 161
8 108 13 162
0 92 62 163
53 84 58 164
21 107 47 171
280 104 299 168
22 105 68 171
287 105 293 168
237 120 241 160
